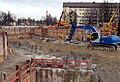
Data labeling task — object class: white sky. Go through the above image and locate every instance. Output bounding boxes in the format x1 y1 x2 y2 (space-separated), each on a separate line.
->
0 0 119 20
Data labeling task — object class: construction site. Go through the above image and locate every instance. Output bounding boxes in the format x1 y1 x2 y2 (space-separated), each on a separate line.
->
1 1 120 82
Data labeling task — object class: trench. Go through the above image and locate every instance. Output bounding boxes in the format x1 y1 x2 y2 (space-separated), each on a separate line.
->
6 40 99 82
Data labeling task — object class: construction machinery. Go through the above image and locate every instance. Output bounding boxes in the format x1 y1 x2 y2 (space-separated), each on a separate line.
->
66 21 120 51
48 11 68 29
100 4 119 36
48 11 70 39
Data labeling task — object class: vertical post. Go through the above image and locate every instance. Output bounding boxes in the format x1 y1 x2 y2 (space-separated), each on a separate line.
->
3 31 5 61
26 60 30 68
61 70 64 82
64 53 67 69
56 70 58 82
29 58 34 82
1 71 6 82
65 70 69 82
29 64 32 82
45 69 48 82
16 65 21 82
39 68 42 82
68 70 71 82
72 71 75 82
63 70 66 82
50 69 53 82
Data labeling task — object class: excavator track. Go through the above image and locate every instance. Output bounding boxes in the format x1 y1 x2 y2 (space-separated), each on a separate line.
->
87 44 118 51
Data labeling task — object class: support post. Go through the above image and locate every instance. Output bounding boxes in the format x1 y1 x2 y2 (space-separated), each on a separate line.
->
16 65 21 82
1 71 6 82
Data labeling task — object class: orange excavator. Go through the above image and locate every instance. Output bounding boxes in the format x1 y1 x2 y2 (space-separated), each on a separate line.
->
48 11 68 29
48 11 69 39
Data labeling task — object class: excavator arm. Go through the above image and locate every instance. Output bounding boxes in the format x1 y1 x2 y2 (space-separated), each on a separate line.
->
66 21 99 42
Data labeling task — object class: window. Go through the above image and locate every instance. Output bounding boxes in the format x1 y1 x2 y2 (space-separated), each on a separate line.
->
91 33 99 40
75 9 77 12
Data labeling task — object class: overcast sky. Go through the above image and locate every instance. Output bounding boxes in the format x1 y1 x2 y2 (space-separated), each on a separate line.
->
0 0 119 20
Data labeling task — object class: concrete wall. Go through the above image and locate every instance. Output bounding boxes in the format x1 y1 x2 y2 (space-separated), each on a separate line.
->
37 68 98 82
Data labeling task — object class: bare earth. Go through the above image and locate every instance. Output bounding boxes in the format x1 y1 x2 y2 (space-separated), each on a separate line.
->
1 39 120 82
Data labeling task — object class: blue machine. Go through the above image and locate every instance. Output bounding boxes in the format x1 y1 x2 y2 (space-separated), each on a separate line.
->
66 21 120 51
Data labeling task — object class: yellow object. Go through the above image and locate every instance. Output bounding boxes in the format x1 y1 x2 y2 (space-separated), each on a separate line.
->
107 32 111 36
101 33 105 37
113 23 118 31
104 27 109 32
108 5 119 26
57 34 65 39
101 4 119 36
54 21 67 27
48 26 52 28
86 34 91 38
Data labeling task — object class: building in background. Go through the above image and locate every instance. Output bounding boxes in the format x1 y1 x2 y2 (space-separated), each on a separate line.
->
63 2 119 26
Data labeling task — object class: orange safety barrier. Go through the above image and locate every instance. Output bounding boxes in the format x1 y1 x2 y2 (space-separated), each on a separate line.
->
21 68 29 76
22 63 30 69
35 58 92 68
67 60 76 67
22 73 30 80
11 76 19 82
35 58 53 65
2 59 36 82
6 70 19 80
31 70 36 79
56 59 64 66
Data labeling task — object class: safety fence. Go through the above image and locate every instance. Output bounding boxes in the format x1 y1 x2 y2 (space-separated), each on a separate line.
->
1 57 92 82
1 58 36 82
35 58 92 70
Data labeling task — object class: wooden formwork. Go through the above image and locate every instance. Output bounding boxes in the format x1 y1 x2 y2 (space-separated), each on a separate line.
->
0 26 84 41
1 26 41 34
47 28 83 40
0 31 8 63
0 26 44 40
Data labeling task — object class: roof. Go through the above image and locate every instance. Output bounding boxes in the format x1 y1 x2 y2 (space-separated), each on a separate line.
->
63 2 119 8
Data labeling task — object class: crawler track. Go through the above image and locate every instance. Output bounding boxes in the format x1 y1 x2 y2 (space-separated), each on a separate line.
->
87 44 118 51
